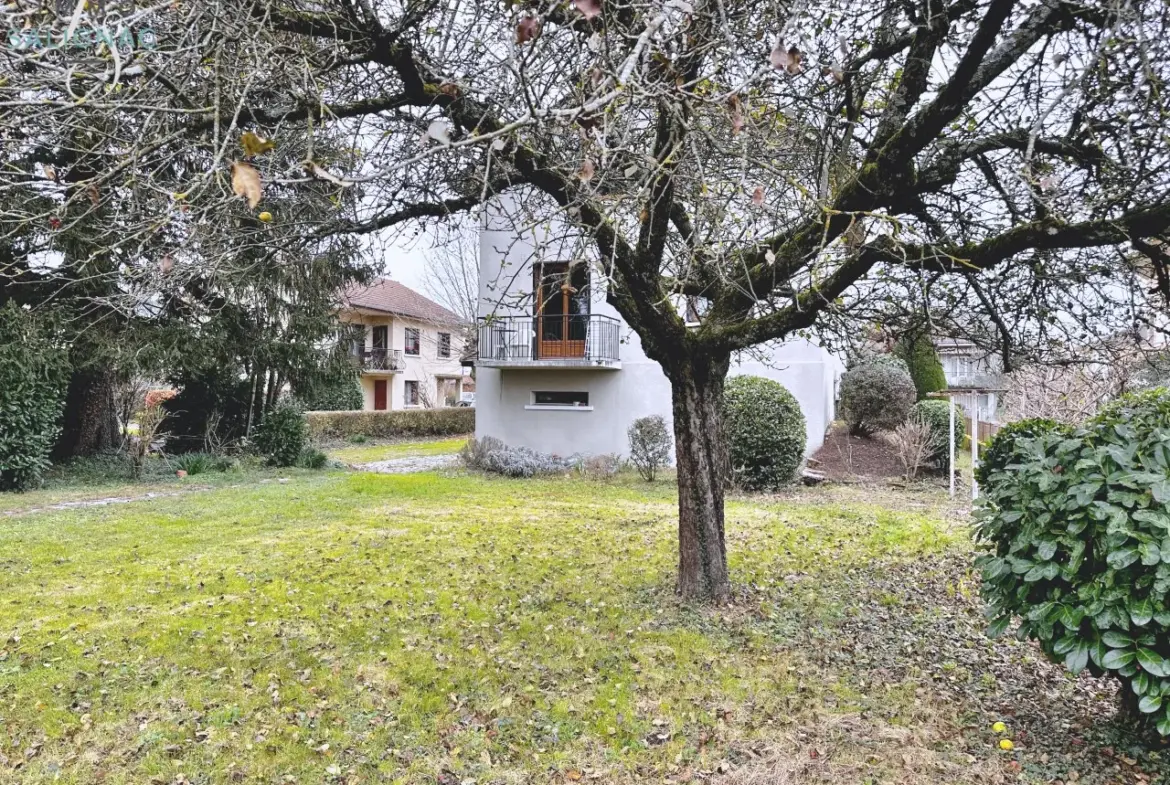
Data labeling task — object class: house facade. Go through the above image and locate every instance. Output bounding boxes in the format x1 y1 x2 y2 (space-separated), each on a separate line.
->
340 279 467 411
935 337 1003 421
474 200 844 458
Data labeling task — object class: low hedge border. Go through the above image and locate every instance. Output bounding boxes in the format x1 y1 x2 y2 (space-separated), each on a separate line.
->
306 408 475 439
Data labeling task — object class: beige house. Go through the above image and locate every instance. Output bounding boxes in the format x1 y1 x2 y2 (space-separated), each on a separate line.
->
340 279 467 411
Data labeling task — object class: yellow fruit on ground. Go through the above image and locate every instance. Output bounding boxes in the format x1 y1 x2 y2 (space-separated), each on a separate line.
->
999 739 1014 751
258 211 273 222
992 721 1007 733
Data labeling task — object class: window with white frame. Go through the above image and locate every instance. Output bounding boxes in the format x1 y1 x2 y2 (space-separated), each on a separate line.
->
404 327 420 356
404 380 420 406
531 391 589 407
438 332 452 358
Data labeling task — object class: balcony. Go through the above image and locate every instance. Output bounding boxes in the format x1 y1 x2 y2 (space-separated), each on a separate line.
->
477 314 621 369
356 348 404 373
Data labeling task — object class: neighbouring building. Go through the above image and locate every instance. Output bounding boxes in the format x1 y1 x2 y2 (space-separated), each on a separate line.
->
935 337 1003 421
340 278 468 411
473 198 844 458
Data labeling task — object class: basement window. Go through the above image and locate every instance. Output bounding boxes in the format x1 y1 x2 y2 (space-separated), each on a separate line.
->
528 390 590 409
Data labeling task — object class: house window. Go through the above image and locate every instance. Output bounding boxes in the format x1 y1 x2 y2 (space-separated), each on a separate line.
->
438 332 451 358
404 327 420 356
532 391 589 407
404 380 419 406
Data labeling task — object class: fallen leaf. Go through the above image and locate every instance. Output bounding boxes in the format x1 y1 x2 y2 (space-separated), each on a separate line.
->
728 95 744 135
516 16 541 44
771 43 802 74
87 184 100 205
578 158 595 181
240 131 276 157
572 0 602 19
230 162 262 208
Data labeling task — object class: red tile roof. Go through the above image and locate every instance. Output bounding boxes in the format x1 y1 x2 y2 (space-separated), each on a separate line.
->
342 278 463 325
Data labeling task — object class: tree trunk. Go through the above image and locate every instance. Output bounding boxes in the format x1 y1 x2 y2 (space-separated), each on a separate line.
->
670 355 732 602
54 367 120 460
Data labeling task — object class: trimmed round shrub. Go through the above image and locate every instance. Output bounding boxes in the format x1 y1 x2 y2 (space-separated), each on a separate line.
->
894 331 947 400
975 388 1170 733
254 400 309 467
909 399 964 467
838 356 916 435
722 376 806 490
0 304 69 491
628 415 673 481
975 417 1071 487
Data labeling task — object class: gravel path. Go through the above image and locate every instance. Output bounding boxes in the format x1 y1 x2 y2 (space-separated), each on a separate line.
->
355 454 459 474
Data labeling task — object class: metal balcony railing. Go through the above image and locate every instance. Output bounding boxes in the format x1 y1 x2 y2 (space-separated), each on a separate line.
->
356 348 404 371
478 314 621 364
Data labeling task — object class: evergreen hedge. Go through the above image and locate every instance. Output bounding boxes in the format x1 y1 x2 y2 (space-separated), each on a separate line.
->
305 408 475 439
0 305 69 491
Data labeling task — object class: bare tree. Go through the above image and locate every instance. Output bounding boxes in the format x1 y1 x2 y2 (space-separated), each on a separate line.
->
3 0 1170 600
423 222 480 326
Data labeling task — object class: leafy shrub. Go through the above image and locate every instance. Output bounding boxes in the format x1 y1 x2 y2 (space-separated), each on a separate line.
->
254 401 308 467
296 371 363 412
144 389 177 408
975 417 1071 487
461 436 575 478
459 435 504 467
305 408 474 440
894 331 947 400
297 447 329 469
975 388 1170 733
0 304 70 491
909 399 964 467
628 415 673 481
723 376 806 490
838 357 916 435
171 452 217 476
348 434 369 444
163 370 252 453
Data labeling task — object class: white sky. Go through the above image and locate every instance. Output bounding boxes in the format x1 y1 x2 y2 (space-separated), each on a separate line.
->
373 234 433 294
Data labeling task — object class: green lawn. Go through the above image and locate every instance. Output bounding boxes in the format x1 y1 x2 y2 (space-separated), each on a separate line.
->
0 472 1158 784
324 436 468 464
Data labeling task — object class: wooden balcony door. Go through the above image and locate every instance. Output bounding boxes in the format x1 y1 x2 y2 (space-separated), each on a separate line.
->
534 262 588 359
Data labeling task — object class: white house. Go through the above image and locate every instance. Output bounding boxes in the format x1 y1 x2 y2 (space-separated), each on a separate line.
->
473 200 844 458
935 337 1003 422
340 279 468 411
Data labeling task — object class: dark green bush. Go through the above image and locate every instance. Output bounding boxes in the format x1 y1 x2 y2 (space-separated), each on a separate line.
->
975 388 1170 733
894 332 948 400
723 376 806 490
0 304 70 491
254 400 309 467
909 399 964 467
163 370 252 453
838 356 916 435
297 447 329 469
975 417 1071 487
305 408 474 439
